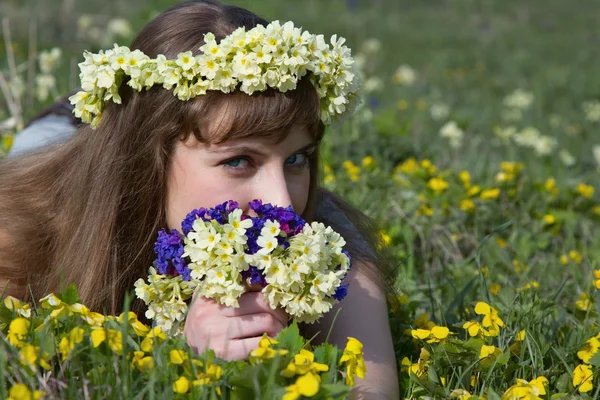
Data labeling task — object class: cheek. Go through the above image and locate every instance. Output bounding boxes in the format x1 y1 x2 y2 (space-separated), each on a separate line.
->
165 155 226 231
288 170 311 215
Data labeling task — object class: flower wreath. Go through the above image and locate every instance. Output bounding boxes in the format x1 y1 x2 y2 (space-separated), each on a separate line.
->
69 20 361 128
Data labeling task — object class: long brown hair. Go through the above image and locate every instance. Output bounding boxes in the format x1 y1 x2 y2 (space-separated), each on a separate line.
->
0 0 396 317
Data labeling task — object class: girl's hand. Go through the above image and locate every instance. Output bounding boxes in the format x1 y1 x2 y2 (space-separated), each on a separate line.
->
183 289 288 360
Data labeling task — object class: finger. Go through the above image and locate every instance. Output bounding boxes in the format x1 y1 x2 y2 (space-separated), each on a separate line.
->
221 336 264 361
219 292 288 327
225 312 285 340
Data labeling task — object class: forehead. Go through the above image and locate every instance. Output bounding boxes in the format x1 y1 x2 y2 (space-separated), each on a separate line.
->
188 123 315 153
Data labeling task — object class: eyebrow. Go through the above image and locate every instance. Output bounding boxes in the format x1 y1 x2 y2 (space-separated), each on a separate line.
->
209 141 319 157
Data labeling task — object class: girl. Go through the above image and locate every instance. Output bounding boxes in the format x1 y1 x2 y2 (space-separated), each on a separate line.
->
0 1 399 397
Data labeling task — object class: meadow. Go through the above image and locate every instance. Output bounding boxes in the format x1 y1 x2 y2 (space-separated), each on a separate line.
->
1 0 600 398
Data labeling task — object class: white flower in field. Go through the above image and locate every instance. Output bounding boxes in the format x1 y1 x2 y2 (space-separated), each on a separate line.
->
360 38 382 55
583 100 600 122
430 103 450 121
107 18 133 38
558 150 575 167
38 48 62 74
354 53 366 71
77 14 93 31
503 89 533 110
439 121 464 149
494 125 517 143
513 126 540 147
392 64 416 86
532 135 557 156
0 117 16 132
593 145 600 167
364 76 383 93
35 74 57 101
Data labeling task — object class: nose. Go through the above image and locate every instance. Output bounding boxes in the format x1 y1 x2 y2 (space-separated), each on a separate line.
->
252 166 293 212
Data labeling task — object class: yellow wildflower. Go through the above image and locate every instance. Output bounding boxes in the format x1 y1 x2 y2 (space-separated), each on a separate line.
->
573 364 593 393
378 230 392 247
459 170 471 189
575 293 593 311
594 270 600 289
58 327 85 361
517 281 539 291
91 328 123 355
39 293 72 319
395 158 419 174
339 337 367 386
7 318 30 348
249 334 288 364
467 185 481 197
282 349 328 377
420 159 437 175
343 160 360 182
416 204 434 217
463 321 487 338
169 349 188 365
516 330 526 341
500 161 524 175
131 350 154 372
19 344 51 371
479 344 501 360
577 183 594 199
117 311 150 336
71 303 105 327
428 177 449 193
4 296 31 318
560 254 569 265
569 250 583 264
192 360 223 386
542 214 555 225
140 326 167 352
480 188 500 200
501 377 548 400
449 389 472 399
577 336 600 363
361 155 375 168
414 313 436 330
173 376 190 394
7 383 45 400
513 260 528 273
459 199 475 212
496 238 507 248
545 177 559 195
283 372 321 400
490 283 501 296
593 205 600 215
474 302 504 336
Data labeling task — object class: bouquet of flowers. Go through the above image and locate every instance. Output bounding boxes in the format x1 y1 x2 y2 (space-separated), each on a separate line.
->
135 200 351 334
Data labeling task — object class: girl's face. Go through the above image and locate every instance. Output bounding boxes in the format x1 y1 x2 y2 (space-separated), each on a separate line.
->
165 124 317 231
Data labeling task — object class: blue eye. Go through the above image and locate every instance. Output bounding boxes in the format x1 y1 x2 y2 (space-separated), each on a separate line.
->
286 153 308 167
224 158 249 168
